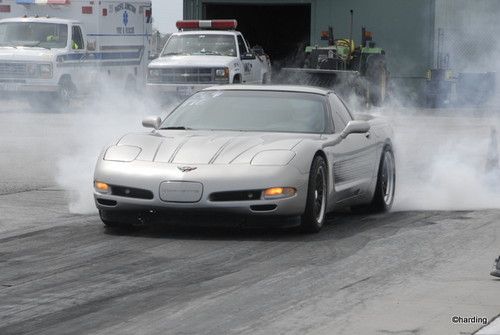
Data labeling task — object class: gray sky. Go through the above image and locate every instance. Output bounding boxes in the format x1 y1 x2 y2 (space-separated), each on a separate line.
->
152 0 183 34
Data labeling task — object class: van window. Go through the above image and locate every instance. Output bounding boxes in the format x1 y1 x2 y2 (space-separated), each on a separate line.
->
71 26 84 50
237 35 247 56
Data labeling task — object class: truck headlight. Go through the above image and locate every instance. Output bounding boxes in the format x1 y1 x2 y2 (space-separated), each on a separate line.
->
39 64 52 79
215 67 229 81
148 68 161 79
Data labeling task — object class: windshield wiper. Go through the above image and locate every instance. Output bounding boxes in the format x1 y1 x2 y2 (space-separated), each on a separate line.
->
160 126 193 130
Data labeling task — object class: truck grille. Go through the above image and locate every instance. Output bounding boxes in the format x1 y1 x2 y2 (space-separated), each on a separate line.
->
0 62 30 78
157 67 216 84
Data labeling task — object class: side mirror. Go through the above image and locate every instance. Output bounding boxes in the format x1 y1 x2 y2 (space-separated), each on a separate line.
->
340 120 370 139
241 52 256 60
142 116 161 130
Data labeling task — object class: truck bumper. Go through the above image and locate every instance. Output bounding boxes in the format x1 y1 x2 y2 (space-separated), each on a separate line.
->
147 83 219 97
0 82 58 93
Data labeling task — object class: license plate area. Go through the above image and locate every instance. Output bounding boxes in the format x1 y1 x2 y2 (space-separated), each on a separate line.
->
176 86 194 96
159 181 203 203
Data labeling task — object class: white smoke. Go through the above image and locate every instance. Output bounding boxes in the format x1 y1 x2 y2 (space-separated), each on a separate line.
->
55 80 171 214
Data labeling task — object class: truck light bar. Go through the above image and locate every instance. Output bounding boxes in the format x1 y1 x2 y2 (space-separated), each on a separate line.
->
16 0 70 4
176 20 238 31
0 5 11 12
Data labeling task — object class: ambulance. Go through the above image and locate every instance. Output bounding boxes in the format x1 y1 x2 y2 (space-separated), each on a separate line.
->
0 0 152 107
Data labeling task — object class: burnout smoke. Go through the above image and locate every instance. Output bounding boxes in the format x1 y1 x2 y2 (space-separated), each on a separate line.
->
56 80 168 214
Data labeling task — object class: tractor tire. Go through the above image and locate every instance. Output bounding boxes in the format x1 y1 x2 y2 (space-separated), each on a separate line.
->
365 54 388 107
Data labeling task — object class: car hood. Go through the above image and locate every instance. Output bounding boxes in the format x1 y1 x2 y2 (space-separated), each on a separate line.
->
149 55 236 68
109 131 320 165
0 47 57 62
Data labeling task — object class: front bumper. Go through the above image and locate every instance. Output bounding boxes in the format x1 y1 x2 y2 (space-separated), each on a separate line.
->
94 160 309 219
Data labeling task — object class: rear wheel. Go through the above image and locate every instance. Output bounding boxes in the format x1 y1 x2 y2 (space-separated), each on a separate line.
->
300 156 328 233
370 147 396 212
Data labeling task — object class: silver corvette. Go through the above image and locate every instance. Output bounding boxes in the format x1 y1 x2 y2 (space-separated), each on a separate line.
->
94 85 395 232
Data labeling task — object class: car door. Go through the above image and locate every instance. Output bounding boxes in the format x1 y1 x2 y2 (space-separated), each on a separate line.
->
237 34 260 83
324 93 378 204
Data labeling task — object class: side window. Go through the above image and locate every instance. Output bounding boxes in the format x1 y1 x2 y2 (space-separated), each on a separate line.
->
237 35 247 56
71 26 84 50
329 93 352 129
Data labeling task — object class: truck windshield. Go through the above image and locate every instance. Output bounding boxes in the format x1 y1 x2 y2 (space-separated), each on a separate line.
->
162 34 237 57
0 22 68 49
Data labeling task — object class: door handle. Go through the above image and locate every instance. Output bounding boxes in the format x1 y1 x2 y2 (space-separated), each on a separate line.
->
365 132 371 138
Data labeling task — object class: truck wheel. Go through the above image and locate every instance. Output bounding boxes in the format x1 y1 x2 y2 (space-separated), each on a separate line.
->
57 77 75 106
366 55 388 107
300 155 328 233
233 75 241 84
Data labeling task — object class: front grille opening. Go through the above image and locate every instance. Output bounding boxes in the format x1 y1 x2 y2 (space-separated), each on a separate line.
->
210 190 262 202
111 186 154 199
97 198 117 206
250 204 277 212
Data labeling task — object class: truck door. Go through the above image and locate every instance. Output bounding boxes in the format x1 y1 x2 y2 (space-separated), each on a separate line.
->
237 34 260 84
69 25 93 92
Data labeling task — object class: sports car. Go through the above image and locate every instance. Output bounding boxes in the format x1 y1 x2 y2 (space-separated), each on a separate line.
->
93 85 395 232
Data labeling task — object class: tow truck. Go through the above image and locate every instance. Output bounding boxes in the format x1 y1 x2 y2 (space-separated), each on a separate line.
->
0 0 152 109
147 19 271 98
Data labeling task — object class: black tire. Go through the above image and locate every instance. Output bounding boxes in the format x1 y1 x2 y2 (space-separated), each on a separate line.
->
300 155 328 233
57 77 74 107
233 75 241 84
365 54 388 107
99 210 134 230
369 146 396 212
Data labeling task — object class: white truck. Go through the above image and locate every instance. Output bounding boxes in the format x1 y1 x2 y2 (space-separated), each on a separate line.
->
147 20 271 97
0 0 152 107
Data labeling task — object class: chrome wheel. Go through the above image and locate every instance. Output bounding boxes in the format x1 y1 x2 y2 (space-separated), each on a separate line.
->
381 151 395 206
313 165 327 223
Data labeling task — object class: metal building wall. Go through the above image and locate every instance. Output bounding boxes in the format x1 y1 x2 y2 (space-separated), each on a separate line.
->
434 0 500 73
184 0 435 77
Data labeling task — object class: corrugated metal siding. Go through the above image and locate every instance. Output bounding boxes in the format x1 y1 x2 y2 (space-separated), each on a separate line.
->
184 0 435 78
434 0 500 73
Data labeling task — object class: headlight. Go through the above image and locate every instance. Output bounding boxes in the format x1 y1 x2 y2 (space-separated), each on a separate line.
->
215 67 229 80
39 64 52 79
149 68 161 77
104 145 141 162
251 150 296 166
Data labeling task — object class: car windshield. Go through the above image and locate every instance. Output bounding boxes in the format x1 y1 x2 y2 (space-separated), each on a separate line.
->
161 90 327 134
0 22 68 49
161 34 237 57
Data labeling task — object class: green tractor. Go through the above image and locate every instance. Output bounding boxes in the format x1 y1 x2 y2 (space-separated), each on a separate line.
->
281 18 388 106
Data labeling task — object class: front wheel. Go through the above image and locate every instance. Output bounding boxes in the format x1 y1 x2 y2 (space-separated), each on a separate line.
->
300 155 328 233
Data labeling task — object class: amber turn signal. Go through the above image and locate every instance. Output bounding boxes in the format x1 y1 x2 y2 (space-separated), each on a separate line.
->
263 187 296 199
95 181 110 193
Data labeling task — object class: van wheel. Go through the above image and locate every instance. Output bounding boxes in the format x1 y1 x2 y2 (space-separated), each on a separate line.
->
233 75 241 84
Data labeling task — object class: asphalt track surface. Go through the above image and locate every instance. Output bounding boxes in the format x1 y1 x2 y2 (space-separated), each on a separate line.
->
1 101 499 335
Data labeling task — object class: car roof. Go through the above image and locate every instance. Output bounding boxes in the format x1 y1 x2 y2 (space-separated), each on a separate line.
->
203 85 331 96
